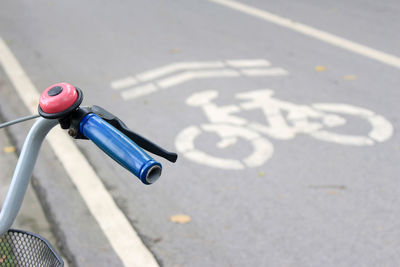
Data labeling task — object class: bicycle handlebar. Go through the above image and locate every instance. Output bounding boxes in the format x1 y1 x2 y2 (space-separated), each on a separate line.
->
79 113 162 184
0 83 175 235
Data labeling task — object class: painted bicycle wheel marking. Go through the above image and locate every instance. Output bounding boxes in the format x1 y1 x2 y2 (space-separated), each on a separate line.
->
175 89 393 169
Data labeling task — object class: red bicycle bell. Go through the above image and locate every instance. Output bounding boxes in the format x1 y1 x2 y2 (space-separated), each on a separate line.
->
38 83 83 119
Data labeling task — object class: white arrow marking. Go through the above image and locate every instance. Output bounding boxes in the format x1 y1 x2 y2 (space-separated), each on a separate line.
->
240 67 288 76
157 69 240 89
111 59 286 91
111 76 138 90
121 83 157 100
136 61 225 82
112 61 225 90
113 59 289 100
119 68 288 100
225 59 271 67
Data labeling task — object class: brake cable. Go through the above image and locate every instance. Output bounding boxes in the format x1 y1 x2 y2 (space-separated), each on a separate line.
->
0 114 40 129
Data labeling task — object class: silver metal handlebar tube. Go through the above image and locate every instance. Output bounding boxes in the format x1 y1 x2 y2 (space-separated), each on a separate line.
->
0 118 58 235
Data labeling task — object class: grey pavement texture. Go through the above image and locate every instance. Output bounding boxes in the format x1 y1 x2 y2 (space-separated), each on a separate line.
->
0 0 400 266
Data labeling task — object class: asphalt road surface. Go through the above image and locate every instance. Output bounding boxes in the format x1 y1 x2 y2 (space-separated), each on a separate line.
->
0 0 399 266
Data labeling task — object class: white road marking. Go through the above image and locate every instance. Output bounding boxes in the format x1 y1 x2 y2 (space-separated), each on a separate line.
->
111 76 138 90
313 103 393 143
121 83 157 100
175 123 274 170
209 0 400 69
243 138 274 168
309 131 374 146
175 126 245 169
0 37 159 267
185 150 245 169
217 137 238 148
136 61 225 82
240 67 288 76
174 126 199 152
118 61 289 101
156 71 195 89
157 69 240 89
368 116 394 142
225 59 271 67
176 89 393 169
111 59 287 94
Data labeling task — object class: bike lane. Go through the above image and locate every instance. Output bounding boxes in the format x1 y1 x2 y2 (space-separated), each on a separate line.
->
0 0 399 266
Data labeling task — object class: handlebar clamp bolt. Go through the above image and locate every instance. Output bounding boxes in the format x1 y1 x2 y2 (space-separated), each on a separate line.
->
68 128 77 137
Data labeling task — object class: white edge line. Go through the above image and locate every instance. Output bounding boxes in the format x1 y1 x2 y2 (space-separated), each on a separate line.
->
209 0 400 69
0 37 159 267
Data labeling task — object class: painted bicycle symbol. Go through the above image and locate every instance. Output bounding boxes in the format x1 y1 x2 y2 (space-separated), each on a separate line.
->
175 89 393 170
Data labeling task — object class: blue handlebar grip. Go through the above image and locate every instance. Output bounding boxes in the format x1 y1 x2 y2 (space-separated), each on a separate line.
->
79 113 161 184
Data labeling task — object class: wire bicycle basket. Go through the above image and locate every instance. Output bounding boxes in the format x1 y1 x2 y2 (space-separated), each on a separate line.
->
0 229 63 266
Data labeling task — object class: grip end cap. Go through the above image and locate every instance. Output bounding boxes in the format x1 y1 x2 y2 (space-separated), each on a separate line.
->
140 161 162 185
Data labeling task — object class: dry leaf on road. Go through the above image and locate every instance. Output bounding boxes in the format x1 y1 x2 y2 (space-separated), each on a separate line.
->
169 214 191 224
314 65 327 72
3 146 16 153
344 75 357 80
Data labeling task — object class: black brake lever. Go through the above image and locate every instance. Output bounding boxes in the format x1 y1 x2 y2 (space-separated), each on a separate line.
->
90 105 177 163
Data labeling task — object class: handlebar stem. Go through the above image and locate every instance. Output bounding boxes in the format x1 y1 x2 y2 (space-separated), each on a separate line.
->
0 118 57 235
